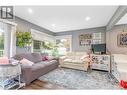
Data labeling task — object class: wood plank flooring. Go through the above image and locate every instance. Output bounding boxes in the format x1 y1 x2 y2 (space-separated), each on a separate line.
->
21 80 66 90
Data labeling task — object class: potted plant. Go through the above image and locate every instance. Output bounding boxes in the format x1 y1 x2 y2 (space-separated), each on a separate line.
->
16 31 32 51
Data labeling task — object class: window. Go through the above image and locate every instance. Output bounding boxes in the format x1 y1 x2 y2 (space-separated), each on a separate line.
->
0 21 16 57
33 40 53 55
56 36 72 55
33 40 42 52
33 40 41 49
0 29 4 57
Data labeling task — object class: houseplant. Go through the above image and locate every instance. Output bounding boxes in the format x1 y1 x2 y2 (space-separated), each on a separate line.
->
16 31 32 48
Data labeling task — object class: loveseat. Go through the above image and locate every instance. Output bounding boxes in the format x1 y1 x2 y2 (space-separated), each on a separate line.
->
13 53 59 85
59 52 89 71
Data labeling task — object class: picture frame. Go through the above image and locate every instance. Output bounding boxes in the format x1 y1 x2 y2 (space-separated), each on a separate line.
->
117 32 127 47
79 34 92 46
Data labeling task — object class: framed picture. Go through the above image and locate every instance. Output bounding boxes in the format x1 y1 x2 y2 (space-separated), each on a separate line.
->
117 32 127 47
79 34 92 46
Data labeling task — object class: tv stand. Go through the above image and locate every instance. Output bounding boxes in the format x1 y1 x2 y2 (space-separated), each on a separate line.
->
91 54 111 72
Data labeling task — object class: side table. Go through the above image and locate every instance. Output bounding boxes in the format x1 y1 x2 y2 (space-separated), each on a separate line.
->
0 60 25 90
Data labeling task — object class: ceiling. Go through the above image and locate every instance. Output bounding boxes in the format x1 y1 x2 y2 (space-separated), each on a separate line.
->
15 6 118 32
116 13 127 25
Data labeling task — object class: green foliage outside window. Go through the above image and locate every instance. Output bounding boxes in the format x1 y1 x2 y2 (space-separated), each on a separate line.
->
41 41 59 57
0 36 4 49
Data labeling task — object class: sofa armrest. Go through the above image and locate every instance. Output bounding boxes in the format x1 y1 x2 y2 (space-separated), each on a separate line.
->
21 65 32 85
80 56 89 62
59 56 67 65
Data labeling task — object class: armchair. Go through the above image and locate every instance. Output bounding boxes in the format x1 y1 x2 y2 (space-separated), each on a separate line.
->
111 54 127 81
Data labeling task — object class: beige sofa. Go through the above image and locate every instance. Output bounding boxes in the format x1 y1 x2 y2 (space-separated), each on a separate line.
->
59 52 89 71
111 54 127 81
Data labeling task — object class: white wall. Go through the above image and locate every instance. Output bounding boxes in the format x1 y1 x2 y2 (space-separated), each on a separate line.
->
106 24 127 54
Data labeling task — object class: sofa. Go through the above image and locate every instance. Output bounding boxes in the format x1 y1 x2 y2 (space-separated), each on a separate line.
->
59 52 89 71
13 53 59 85
111 54 127 81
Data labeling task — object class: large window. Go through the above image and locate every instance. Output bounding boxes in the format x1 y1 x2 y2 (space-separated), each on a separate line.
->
33 40 53 55
56 36 72 55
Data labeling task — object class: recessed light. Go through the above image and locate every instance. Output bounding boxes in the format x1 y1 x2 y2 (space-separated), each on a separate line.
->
52 24 56 27
85 16 91 21
27 8 33 13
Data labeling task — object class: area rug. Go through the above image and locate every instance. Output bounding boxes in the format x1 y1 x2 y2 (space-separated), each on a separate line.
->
39 68 121 89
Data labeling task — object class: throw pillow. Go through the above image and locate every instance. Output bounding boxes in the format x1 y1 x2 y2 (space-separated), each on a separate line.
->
42 56 47 61
80 55 89 60
42 56 54 61
20 58 34 66
0 56 9 64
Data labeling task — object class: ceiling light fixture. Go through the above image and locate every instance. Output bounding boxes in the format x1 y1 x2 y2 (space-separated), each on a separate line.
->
27 8 33 13
52 24 56 27
85 16 91 21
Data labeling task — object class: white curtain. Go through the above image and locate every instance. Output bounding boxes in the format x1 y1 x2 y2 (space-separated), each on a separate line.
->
0 21 16 57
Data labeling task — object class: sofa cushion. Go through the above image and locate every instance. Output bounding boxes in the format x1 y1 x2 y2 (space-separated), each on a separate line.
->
113 54 127 64
31 60 57 71
13 53 42 63
113 54 127 60
13 53 26 60
42 56 48 61
13 53 33 62
71 60 83 64
64 59 72 63
75 52 87 56
31 53 42 63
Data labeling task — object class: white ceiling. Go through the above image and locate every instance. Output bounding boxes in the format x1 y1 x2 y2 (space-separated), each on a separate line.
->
116 13 127 25
15 6 118 32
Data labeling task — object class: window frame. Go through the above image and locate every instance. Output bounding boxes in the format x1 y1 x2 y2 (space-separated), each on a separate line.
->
55 35 72 53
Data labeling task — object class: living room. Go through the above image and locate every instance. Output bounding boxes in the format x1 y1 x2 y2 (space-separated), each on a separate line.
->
0 5 127 90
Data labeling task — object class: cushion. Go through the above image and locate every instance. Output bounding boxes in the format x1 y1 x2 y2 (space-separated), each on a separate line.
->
31 53 42 63
115 60 127 64
117 64 127 73
20 58 34 66
42 56 48 61
113 54 127 60
75 52 87 56
13 53 25 60
0 56 9 64
13 53 42 63
42 56 54 61
80 55 89 60
71 60 83 64
64 59 72 63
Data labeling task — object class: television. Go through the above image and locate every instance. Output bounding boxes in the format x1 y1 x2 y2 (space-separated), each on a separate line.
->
91 44 106 54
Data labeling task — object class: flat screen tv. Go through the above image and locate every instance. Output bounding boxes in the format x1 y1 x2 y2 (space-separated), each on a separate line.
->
91 44 106 54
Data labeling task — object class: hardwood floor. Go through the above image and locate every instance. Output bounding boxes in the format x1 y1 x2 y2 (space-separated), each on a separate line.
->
21 80 66 90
